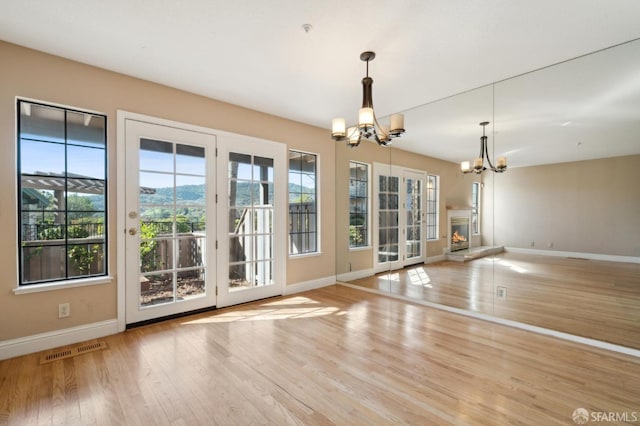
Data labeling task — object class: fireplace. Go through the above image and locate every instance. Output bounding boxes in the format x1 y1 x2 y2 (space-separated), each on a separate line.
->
448 209 471 252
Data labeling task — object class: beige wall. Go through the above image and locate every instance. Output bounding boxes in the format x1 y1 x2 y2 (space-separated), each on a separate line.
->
0 41 335 342
485 155 640 256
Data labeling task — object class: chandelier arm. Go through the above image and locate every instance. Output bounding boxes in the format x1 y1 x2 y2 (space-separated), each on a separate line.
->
483 137 497 171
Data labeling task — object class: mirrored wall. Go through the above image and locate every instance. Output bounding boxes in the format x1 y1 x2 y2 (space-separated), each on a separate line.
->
336 38 640 350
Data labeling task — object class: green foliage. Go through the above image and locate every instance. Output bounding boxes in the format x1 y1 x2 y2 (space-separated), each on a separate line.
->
68 244 101 274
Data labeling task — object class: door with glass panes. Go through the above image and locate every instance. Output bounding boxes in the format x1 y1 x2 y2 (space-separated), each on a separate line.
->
216 135 286 308
124 119 216 324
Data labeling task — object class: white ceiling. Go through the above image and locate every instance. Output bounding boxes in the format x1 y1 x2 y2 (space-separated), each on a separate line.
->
1 0 640 166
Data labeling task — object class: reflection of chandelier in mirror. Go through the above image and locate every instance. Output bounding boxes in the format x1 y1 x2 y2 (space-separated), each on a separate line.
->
461 121 507 174
331 51 405 148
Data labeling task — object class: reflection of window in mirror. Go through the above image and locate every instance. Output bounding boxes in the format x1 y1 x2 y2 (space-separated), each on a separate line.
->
471 182 480 235
288 150 317 255
349 161 369 249
426 175 439 240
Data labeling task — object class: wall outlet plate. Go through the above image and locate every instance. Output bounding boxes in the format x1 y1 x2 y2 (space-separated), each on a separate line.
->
496 286 507 300
58 303 70 318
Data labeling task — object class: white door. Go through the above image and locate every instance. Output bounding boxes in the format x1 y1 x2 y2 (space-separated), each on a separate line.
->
374 164 401 272
374 165 426 272
402 170 426 266
124 119 217 324
216 135 287 308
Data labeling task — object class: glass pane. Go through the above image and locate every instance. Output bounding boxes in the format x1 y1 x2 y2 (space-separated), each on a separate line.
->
254 207 273 234
229 180 251 207
230 235 252 263
20 139 65 175
177 237 205 269
68 243 105 277
254 234 272 261
177 269 205 300
140 138 173 173
176 208 205 232
379 175 388 192
21 245 65 283
67 112 105 148
140 207 174 237
140 272 174 306
176 144 205 175
67 212 105 239
229 207 247 233
253 156 274 182
389 177 399 192
388 194 398 209
20 103 65 143
139 172 174 205
176 175 205 205
229 263 252 290
255 261 273 286
229 152 252 180
379 194 388 210
140 238 174 273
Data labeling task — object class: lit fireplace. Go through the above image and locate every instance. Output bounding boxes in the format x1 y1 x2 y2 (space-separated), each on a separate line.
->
450 216 470 252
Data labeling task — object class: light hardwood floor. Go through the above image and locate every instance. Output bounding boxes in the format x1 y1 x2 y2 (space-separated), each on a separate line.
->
1 285 639 425
347 252 640 349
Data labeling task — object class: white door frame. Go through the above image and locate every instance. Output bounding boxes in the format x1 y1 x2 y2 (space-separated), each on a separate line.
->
116 111 287 330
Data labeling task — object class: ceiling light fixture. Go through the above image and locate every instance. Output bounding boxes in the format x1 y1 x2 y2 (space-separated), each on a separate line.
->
461 121 507 174
331 51 405 148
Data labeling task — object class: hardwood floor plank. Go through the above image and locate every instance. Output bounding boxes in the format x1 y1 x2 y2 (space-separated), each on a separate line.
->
1 285 639 425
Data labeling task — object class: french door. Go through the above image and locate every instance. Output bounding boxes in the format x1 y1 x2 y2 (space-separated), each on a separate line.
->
216 135 286 308
124 119 217 324
374 165 426 272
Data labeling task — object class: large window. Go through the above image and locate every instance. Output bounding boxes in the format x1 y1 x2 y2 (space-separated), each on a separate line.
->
349 161 369 248
18 100 107 285
426 174 439 240
471 181 480 235
288 151 317 254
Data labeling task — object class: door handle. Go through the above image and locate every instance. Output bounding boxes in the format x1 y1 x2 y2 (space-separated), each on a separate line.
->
128 227 138 236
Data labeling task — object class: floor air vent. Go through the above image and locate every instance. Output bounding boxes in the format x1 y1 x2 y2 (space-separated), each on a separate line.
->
40 341 107 364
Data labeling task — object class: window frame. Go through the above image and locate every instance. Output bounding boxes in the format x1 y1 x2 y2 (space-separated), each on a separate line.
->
348 161 370 249
16 99 109 288
426 174 440 241
287 149 319 256
471 181 481 235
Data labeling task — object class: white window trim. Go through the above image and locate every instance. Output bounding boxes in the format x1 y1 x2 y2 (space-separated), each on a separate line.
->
472 181 481 235
13 276 113 295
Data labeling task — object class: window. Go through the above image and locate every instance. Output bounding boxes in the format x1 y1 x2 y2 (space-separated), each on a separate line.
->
18 100 107 285
288 151 317 254
349 161 369 248
426 174 439 240
471 181 480 235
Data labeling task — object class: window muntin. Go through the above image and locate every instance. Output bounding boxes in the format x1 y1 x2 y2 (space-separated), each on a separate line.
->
18 101 107 285
426 174 439 240
471 181 480 235
288 151 317 254
349 161 369 248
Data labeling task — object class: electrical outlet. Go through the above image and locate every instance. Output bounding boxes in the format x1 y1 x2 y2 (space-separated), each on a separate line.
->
58 303 70 318
548 242 554 248
496 286 507 300
530 241 535 247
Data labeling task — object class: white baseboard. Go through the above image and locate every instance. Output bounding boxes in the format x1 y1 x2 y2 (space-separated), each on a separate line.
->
284 275 336 295
0 319 119 361
336 268 375 282
505 247 640 264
